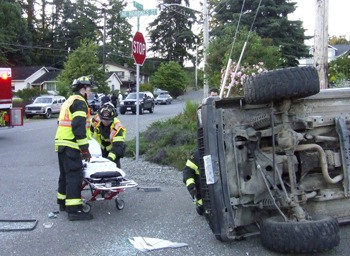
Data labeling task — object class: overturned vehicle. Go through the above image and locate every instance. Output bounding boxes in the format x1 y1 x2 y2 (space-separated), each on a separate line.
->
197 66 349 253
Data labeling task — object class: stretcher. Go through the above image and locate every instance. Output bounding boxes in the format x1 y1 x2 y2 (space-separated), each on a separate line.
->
81 139 137 213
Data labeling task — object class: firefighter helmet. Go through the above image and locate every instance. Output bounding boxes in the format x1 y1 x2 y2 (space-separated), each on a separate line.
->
71 76 92 92
98 102 117 120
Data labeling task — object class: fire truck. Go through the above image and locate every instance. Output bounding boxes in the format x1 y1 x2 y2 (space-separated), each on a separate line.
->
0 67 23 128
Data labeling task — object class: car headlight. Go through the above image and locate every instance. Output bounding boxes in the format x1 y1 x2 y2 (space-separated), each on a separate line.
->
120 102 124 105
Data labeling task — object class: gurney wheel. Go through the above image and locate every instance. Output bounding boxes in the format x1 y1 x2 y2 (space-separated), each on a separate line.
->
82 203 91 213
115 199 125 210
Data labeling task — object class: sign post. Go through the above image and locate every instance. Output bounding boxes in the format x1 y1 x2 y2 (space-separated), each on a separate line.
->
132 32 146 161
121 4 156 161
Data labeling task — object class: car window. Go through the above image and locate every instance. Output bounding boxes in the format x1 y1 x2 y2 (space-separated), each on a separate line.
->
53 100 57 104
35 97 52 104
125 93 145 99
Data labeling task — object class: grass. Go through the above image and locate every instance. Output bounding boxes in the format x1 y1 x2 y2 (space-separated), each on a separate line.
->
125 100 198 170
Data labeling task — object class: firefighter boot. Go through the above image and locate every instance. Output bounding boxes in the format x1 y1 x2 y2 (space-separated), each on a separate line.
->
59 204 66 212
68 211 93 221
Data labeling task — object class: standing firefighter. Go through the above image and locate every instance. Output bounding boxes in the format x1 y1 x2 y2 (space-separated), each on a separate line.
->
55 76 93 221
91 102 126 168
183 149 203 215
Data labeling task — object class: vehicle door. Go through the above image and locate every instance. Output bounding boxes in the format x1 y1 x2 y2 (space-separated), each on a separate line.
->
144 93 151 109
51 97 59 113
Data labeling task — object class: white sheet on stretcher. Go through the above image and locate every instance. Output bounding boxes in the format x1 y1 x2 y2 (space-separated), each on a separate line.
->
83 138 125 179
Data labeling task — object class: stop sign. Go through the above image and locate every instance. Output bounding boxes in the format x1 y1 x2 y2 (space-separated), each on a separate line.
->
132 32 146 65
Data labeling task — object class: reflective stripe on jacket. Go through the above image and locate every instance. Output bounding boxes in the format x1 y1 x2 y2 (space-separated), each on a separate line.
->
92 115 126 151
55 94 91 150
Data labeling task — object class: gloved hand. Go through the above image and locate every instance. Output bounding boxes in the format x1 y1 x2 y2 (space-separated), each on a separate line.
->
81 149 91 162
187 184 197 198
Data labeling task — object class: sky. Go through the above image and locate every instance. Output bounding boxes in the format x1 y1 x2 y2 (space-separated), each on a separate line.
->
123 0 350 44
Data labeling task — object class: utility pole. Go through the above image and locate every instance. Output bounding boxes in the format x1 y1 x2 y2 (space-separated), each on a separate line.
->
314 0 329 89
102 8 106 71
203 0 209 97
195 45 198 90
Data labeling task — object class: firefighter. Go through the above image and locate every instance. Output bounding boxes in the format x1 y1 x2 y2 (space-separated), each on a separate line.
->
91 102 126 168
182 149 203 215
55 76 93 221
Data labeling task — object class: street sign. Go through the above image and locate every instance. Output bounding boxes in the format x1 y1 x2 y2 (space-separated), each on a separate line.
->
132 32 146 66
121 9 157 18
133 1 143 11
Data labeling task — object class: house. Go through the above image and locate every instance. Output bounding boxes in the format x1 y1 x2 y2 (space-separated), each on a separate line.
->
106 72 123 92
11 66 49 92
11 63 138 94
105 62 149 92
299 44 350 66
31 67 60 94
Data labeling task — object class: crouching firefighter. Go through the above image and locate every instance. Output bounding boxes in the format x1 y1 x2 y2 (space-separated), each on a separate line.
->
91 103 126 168
182 149 204 215
55 76 93 221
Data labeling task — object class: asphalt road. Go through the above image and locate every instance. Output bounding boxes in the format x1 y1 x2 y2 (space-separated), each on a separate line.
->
1 90 350 256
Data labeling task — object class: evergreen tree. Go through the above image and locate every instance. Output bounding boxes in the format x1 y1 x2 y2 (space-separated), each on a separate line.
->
210 0 310 67
0 0 32 65
148 0 199 66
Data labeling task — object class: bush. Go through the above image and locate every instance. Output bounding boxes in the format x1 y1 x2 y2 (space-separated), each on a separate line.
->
16 88 48 104
125 100 198 170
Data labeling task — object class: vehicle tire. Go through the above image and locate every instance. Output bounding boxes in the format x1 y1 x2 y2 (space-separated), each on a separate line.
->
139 106 144 115
26 115 33 119
120 110 125 115
45 109 52 119
260 215 340 254
243 66 320 104
149 105 154 113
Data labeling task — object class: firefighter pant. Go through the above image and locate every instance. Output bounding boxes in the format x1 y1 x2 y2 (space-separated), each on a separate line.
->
57 146 84 213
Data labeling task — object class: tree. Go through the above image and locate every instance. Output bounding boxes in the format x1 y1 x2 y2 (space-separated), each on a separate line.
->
0 0 32 65
148 0 199 66
207 26 282 89
150 61 189 97
103 0 133 67
329 35 350 45
210 0 310 67
56 40 106 98
328 53 350 87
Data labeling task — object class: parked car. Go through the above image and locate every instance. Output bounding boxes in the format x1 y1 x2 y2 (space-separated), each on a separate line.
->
153 88 169 96
119 91 155 115
88 93 103 114
155 94 172 105
25 95 66 119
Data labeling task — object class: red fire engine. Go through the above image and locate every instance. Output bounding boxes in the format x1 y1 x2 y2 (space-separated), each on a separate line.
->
0 67 23 128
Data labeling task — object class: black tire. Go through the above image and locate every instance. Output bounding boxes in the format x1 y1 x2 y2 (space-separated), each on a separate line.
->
149 105 154 113
120 110 125 115
244 66 320 104
260 215 340 254
45 109 52 119
26 115 33 119
139 106 144 115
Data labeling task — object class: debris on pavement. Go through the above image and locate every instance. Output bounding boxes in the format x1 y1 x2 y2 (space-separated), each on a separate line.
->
129 237 188 252
137 186 161 192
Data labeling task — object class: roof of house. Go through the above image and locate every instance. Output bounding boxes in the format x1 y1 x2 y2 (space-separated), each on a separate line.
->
32 70 61 85
11 66 47 80
106 72 122 84
332 44 350 56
